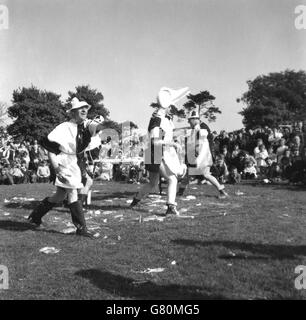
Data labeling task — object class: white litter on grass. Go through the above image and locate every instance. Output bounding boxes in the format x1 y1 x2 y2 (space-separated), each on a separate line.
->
61 227 76 234
282 214 290 218
126 199 132 204
177 215 194 219
3 212 10 216
92 190 99 193
152 199 166 203
143 215 166 222
93 232 100 238
87 226 101 231
235 190 245 196
65 222 74 227
171 260 177 265
103 235 108 239
227 263 233 267
228 251 236 257
148 195 162 198
5 197 36 203
137 268 165 274
196 203 202 206
117 236 121 241
39 247 61 254
114 214 123 219
94 210 101 215
102 219 107 223
102 211 113 215
186 195 196 200
219 212 227 216
191 187 198 190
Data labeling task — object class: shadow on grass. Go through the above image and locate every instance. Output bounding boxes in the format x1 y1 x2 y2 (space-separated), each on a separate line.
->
92 191 136 201
0 219 66 235
75 269 226 300
172 239 306 260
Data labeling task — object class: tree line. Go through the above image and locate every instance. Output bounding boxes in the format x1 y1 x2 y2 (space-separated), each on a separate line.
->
2 69 306 143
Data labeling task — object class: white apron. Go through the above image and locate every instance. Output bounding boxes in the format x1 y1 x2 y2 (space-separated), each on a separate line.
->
186 126 213 176
160 117 185 177
48 121 84 189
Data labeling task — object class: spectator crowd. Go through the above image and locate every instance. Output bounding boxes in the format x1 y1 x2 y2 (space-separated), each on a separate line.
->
1 122 305 186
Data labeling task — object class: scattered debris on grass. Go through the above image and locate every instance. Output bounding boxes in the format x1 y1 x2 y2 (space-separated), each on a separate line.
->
177 215 195 219
61 227 76 234
114 214 123 219
235 190 245 196
171 260 177 265
39 247 61 254
93 232 100 238
143 215 166 222
136 268 165 274
151 199 166 203
126 200 132 204
103 211 113 215
186 195 196 200
196 203 202 206
4 197 36 203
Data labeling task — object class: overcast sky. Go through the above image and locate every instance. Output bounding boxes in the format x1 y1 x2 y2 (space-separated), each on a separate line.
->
0 0 305 131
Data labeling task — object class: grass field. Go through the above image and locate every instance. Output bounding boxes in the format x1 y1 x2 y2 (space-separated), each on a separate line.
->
1 180 306 300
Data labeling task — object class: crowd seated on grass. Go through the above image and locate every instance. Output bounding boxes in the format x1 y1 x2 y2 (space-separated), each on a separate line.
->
0 123 305 186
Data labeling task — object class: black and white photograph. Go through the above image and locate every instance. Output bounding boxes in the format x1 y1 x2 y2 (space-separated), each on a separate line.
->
1 0 306 302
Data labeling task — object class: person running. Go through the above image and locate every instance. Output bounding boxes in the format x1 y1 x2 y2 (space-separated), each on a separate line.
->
179 110 229 199
130 87 189 215
27 97 104 238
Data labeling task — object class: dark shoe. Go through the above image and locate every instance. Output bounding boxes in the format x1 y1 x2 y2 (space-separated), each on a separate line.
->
218 189 229 199
165 204 180 216
76 227 95 239
130 197 141 208
177 187 186 196
28 197 55 226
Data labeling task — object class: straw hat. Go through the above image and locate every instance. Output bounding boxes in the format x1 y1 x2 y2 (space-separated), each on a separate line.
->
67 97 91 113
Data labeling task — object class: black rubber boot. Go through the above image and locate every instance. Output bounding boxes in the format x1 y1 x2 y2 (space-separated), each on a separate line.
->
28 197 55 226
79 194 88 208
130 197 141 208
68 201 94 239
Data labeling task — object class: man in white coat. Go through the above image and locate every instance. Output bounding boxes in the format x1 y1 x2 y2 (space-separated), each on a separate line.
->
28 97 104 238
